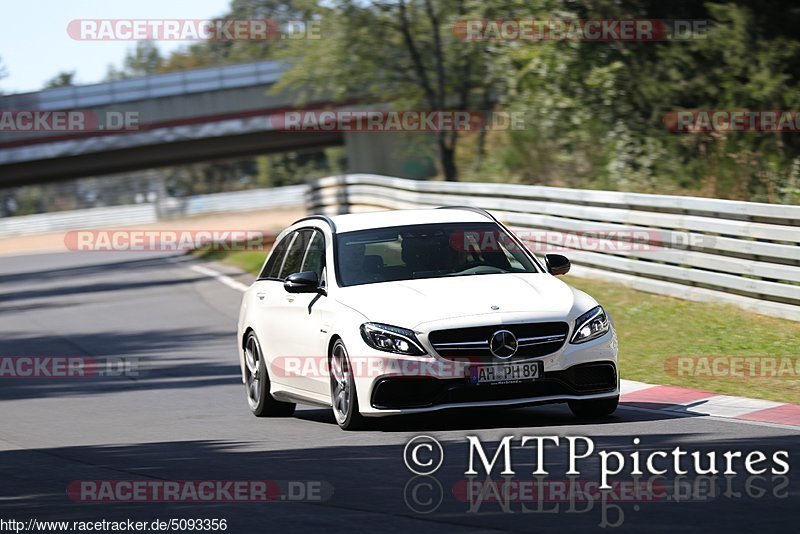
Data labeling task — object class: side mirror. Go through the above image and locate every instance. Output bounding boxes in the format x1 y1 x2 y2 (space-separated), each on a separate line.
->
284 271 322 293
545 254 570 276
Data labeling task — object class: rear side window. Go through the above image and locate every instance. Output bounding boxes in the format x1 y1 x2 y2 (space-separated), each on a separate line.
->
260 234 291 280
301 231 326 279
279 230 313 279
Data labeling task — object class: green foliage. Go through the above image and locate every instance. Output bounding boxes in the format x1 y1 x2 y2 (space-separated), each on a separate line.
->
193 249 268 275
77 0 800 202
105 41 164 80
276 0 531 180
44 71 76 88
492 2 800 202
158 1 322 71
255 148 345 188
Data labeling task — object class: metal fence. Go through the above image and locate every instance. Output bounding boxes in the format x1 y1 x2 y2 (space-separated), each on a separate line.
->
0 185 305 239
0 204 158 238
157 185 306 218
306 174 800 321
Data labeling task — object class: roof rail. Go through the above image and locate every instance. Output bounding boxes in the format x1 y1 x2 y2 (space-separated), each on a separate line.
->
436 205 494 221
292 214 337 232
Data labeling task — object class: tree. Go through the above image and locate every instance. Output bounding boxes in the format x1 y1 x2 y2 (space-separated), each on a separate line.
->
44 71 76 88
495 0 800 202
277 0 522 181
105 41 164 80
160 1 318 72
124 41 164 76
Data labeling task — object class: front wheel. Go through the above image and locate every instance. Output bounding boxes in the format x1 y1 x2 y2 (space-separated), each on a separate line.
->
568 396 619 419
329 339 367 430
244 332 295 417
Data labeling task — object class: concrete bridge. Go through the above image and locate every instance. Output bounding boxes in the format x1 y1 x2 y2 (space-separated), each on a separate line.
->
0 60 433 186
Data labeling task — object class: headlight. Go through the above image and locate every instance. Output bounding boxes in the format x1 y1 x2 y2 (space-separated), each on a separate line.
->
360 323 427 356
570 306 610 344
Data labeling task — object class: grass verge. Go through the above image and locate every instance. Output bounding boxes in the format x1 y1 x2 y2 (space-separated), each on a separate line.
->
566 275 800 404
192 249 267 275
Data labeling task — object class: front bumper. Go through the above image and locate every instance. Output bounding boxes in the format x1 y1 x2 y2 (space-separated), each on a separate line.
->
351 326 619 416
370 361 617 410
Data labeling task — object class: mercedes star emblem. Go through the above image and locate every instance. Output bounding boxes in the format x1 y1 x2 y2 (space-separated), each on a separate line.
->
489 330 518 359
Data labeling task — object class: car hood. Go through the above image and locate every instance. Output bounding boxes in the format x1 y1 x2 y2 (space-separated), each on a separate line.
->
335 273 580 329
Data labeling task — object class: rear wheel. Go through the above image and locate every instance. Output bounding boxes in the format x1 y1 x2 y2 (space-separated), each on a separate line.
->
568 396 619 419
330 339 367 430
244 332 295 417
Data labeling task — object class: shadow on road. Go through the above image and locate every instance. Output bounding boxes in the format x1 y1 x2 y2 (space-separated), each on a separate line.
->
293 403 691 431
0 254 187 286
0 435 796 533
0 329 241 401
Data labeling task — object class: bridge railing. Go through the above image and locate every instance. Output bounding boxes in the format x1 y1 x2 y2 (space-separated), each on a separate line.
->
307 174 800 321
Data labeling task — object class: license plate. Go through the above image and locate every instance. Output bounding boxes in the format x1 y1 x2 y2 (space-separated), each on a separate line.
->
468 361 541 385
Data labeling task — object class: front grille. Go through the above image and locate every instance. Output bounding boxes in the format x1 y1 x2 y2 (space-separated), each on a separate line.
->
558 363 617 389
428 322 569 362
548 362 617 393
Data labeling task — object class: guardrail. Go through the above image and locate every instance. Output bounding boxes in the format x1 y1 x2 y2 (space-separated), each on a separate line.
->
307 174 800 321
0 185 305 239
157 185 306 218
0 204 158 238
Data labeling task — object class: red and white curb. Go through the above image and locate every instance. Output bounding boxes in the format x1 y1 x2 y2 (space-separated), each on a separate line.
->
621 379 800 429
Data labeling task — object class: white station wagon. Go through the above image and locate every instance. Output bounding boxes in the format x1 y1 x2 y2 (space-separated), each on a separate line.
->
237 207 618 429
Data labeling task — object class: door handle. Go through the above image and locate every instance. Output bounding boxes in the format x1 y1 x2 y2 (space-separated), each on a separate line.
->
256 292 266 300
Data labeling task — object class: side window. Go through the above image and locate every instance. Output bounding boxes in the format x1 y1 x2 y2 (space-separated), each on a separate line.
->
301 231 326 279
279 230 313 279
259 234 292 279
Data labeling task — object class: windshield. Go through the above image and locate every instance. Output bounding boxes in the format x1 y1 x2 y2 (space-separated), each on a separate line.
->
335 222 539 287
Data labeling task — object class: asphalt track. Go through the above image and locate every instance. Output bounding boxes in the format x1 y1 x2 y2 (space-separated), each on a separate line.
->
0 251 797 533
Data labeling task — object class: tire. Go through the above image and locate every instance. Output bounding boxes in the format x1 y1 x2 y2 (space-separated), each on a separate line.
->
568 396 619 419
243 331 295 417
329 339 367 430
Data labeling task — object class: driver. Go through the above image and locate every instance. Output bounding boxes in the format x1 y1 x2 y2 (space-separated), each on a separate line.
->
340 242 366 285
444 237 469 272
